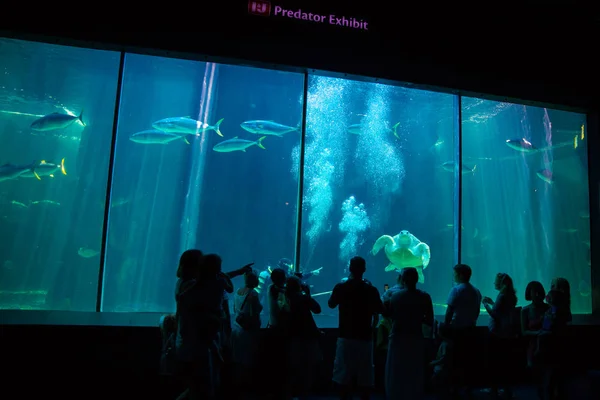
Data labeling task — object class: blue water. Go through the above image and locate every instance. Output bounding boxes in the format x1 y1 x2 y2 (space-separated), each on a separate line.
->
0 38 591 325
0 39 119 311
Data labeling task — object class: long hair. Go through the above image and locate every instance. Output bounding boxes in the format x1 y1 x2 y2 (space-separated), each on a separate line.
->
497 272 517 301
176 249 203 280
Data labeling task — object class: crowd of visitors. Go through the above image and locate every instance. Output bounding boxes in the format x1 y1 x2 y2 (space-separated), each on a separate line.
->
160 250 573 400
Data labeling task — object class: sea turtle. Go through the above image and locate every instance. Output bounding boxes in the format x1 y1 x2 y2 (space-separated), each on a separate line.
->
371 230 431 283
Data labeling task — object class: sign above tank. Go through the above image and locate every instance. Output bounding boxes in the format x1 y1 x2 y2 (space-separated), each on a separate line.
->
248 1 370 31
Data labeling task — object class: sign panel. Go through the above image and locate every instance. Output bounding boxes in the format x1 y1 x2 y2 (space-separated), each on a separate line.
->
248 1 369 30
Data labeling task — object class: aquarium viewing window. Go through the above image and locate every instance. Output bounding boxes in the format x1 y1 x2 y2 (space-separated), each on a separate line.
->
0 37 593 327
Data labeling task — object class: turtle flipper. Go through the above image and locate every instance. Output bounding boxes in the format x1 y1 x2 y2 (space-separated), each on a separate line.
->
372 235 395 255
417 266 425 283
416 242 431 269
384 263 397 272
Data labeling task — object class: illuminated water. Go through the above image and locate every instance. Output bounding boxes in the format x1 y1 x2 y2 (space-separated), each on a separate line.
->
0 38 591 325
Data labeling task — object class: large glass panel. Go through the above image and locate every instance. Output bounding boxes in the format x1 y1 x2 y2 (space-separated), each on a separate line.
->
0 38 121 311
461 98 590 314
298 75 457 327
102 54 304 312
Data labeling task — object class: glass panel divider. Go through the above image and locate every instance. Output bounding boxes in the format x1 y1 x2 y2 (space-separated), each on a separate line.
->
294 72 310 274
96 51 127 313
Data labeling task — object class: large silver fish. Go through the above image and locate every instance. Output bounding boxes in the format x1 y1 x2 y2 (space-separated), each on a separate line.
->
240 120 299 137
31 111 84 131
152 117 224 137
213 136 266 153
129 130 188 144
505 138 574 154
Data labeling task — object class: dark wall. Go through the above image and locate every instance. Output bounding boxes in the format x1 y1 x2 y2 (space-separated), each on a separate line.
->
1 1 599 111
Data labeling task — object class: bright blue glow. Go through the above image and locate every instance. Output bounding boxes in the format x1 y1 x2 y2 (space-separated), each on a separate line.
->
339 195 370 263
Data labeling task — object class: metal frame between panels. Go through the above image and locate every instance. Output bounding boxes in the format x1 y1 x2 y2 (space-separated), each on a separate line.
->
587 112 599 317
294 73 310 275
455 95 463 268
95 52 126 312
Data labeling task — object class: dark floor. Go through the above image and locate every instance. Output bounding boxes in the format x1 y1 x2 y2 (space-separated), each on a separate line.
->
237 372 599 399
216 383 596 400
255 384 592 399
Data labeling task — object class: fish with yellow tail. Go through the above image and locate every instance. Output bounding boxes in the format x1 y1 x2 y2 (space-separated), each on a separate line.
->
129 130 190 145
573 124 585 150
20 158 67 180
213 136 267 153
506 137 580 153
152 117 224 137
240 120 299 137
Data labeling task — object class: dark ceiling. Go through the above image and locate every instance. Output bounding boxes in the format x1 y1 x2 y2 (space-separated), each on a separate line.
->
0 2 598 110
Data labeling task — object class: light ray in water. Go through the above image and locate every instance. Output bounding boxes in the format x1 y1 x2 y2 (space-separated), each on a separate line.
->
542 108 554 169
180 62 217 252
0 110 44 118
539 108 554 273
